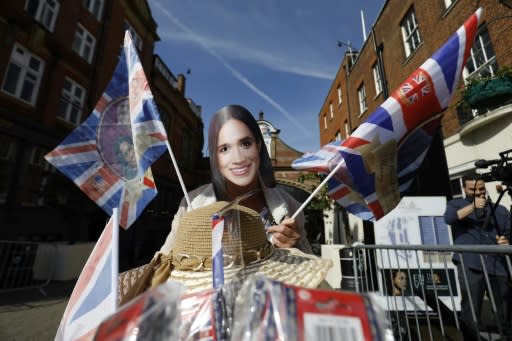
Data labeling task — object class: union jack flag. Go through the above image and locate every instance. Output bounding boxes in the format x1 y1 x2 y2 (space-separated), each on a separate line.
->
55 213 119 341
293 9 482 221
45 31 168 228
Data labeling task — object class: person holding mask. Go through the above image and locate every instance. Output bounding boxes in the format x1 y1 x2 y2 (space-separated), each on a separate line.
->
444 173 510 340
159 105 312 254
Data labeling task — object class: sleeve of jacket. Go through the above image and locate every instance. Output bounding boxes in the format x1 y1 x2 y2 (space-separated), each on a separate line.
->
444 199 460 225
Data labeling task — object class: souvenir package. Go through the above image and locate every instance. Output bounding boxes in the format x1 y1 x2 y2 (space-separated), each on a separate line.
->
232 275 393 341
94 281 183 341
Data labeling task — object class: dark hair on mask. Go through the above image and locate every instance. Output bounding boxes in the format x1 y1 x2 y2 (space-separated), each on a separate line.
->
208 104 275 200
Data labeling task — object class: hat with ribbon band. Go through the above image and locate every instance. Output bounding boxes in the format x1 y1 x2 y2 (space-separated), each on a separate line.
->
118 201 332 304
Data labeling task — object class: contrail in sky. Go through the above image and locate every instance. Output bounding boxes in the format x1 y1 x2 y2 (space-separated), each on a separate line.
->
150 0 313 137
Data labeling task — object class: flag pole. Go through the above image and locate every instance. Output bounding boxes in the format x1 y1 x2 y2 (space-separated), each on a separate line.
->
291 159 346 219
165 140 191 207
112 207 119 309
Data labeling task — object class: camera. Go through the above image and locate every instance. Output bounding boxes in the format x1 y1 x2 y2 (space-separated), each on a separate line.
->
474 148 512 185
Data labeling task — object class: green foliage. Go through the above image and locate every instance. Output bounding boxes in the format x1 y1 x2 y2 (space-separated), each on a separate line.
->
297 172 334 211
460 66 512 108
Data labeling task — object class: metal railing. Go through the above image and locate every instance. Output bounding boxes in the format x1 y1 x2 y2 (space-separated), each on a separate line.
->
342 244 512 341
0 241 58 295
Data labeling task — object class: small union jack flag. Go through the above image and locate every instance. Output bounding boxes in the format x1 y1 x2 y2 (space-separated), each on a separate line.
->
45 31 168 229
293 9 482 221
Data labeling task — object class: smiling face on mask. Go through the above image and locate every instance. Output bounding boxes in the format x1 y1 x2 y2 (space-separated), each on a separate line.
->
216 119 261 196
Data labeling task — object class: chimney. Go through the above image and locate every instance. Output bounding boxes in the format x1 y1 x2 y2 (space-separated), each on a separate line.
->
177 74 186 96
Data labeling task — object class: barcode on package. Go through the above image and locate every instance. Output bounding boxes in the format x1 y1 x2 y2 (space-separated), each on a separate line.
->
303 313 364 341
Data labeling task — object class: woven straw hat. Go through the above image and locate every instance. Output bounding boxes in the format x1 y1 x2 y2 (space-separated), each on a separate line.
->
165 201 332 293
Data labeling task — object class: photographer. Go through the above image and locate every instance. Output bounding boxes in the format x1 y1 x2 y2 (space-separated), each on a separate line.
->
444 173 510 340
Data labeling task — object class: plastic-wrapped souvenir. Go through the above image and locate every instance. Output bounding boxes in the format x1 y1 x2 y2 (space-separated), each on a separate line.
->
94 281 182 340
232 275 393 341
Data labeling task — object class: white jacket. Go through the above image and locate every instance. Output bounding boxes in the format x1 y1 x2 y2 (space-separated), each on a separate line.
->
159 183 312 254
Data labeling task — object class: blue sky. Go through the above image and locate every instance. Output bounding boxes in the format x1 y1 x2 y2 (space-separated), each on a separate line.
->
147 0 384 155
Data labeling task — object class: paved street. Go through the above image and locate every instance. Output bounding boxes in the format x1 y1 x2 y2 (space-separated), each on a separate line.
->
0 281 74 341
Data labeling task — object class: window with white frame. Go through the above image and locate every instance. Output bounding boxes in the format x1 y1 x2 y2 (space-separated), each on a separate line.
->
124 21 143 50
400 7 422 58
372 63 383 96
329 102 334 119
344 120 350 137
323 114 327 130
72 24 96 63
57 78 85 125
337 84 343 105
84 0 104 20
463 26 498 82
358 84 367 115
25 0 60 31
2 44 45 105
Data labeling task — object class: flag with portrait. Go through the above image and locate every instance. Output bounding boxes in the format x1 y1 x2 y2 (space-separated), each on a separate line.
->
45 31 168 229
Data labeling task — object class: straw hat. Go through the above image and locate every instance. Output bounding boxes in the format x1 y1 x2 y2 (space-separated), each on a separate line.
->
158 201 332 294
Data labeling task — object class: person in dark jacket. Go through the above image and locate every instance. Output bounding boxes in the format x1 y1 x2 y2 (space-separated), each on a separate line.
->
444 172 510 339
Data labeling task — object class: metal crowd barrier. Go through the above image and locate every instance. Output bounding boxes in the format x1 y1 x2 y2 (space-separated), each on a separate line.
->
0 240 58 295
343 244 512 341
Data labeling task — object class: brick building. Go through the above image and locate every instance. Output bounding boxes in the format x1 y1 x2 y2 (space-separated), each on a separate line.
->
319 0 512 222
0 1 209 268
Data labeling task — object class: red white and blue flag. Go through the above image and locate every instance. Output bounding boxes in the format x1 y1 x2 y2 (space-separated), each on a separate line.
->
55 212 119 341
211 213 225 288
293 9 482 221
45 31 168 228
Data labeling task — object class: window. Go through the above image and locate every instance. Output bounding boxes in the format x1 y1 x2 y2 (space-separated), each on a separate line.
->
25 0 60 31
72 24 96 63
419 216 451 245
329 102 334 119
337 84 343 105
84 0 104 20
372 63 383 96
323 114 327 130
463 26 498 81
2 44 44 105
344 120 350 137
401 8 422 58
335 130 342 142
450 177 463 198
357 84 367 115
124 21 143 50
57 78 85 125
